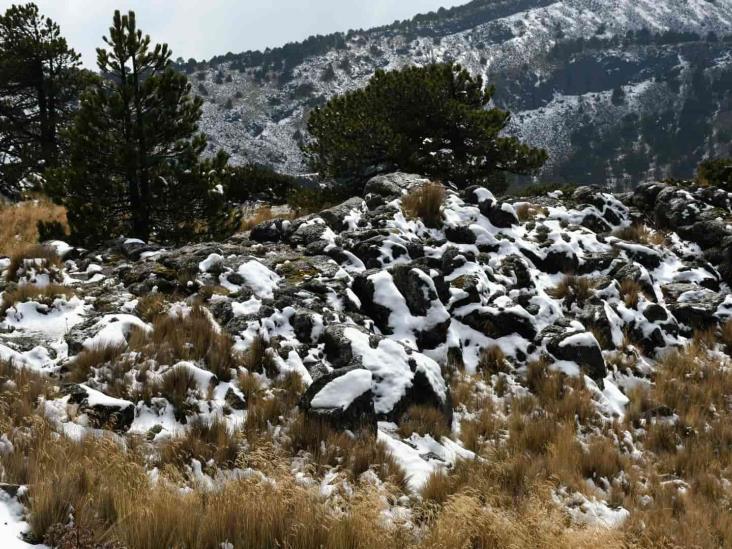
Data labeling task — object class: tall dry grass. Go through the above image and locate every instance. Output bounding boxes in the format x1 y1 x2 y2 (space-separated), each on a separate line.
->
0 198 68 256
401 182 446 229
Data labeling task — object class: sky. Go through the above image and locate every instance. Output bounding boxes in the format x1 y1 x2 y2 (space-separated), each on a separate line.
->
1 0 469 67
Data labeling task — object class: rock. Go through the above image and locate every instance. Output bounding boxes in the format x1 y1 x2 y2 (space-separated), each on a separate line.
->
483 202 519 228
288 222 329 247
250 218 290 242
364 172 428 198
458 303 537 340
667 290 724 330
320 197 365 232
444 225 477 244
318 324 450 424
541 326 607 386
65 384 135 432
300 366 377 432
225 387 247 410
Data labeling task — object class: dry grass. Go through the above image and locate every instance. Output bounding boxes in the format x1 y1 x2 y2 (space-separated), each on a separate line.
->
241 334 276 377
613 223 667 246
515 202 549 222
68 342 126 383
618 342 732 547
132 306 238 382
159 416 241 468
547 275 596 305
0 283 74 315
721 319 732 356
397 404 451 439
240 205 275 231
288 413 407 488
477 345 509 376
134 293 168 322
4 244 61 282
401 181 445 229
0 198 68 257
619 278 643 308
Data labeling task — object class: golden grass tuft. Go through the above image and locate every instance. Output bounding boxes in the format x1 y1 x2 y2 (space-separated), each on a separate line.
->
546 274 596 304
0 283 74 315
0 198 68 257
477 345 509 376
397 404 451 440
619 278 643 308
4 243 61 282
240 205 275 231
515 202 549 222
613 223 667 246
401 181 446 229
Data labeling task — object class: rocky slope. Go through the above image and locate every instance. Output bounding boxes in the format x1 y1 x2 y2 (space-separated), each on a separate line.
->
189 0 732 186
1 174 731 543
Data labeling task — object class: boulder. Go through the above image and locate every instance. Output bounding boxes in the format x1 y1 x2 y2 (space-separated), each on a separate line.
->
364 172 428 198
541 326 607 386
320 197 365 232
300 366 377 432
65 384 135 432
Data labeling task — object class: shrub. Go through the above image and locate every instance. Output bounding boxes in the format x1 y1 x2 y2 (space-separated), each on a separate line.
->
696 157 731 190
477 345 509 376
401 182 445 228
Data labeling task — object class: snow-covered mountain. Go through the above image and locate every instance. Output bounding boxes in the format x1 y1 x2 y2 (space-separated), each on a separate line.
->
185 0 732 188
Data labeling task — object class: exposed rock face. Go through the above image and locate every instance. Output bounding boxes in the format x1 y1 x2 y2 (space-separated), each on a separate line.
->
632 182 732 285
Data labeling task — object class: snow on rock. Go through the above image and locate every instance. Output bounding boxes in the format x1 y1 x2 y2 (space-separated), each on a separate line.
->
82 314 151 349
310 368 373 410
237 260 281 299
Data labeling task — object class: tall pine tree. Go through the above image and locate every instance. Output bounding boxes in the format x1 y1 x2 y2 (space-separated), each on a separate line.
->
54 10 239 245
305 63 547 192
0 3 85 196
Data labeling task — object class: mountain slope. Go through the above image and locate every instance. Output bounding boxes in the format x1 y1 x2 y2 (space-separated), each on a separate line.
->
188 0 732 187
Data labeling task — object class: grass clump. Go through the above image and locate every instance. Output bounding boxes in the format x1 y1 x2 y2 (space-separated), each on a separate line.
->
397 404 451 440
4 244 62 283
401 182 445 229
0 283 74 315
0 198 68 257
613 223 667 246
546 274 596 305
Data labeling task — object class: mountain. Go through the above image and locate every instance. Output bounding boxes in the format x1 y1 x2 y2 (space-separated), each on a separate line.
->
184 0 732 188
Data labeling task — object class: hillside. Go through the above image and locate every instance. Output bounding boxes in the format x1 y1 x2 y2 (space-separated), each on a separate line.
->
186 0 732 187
2 174 732 546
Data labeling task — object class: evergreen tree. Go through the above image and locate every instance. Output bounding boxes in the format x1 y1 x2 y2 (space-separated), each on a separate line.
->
52 10 238 245
304 63 547 192
0 3 85 196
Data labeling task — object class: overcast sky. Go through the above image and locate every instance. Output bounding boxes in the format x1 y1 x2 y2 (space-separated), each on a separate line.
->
1 1 468 67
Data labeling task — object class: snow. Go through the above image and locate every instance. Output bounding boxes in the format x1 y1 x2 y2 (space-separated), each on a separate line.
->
199 253 224 273
344 327 446 415
79 384 134 410
232 296 262 316
237 260 281 299
310 369 373 410
3 297 86 338
82 314 151 349
0 491 42 549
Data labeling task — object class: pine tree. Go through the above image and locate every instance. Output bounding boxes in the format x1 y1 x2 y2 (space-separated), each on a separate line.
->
304 63 547 192
0 3 85 196
53 10 239 245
